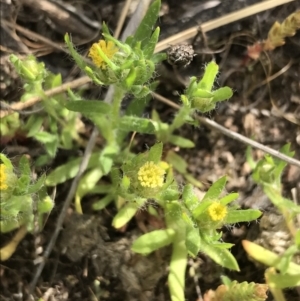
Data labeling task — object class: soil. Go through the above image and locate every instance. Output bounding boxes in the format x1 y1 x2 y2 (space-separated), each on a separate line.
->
0 0 300 301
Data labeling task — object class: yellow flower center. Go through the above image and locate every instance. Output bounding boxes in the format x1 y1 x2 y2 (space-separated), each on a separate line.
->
138 161 165 188
207 202 227 221
0 164 8 190
88 40 118 69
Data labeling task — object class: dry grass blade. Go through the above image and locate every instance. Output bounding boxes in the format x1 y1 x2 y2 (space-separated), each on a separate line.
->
155 0 296 52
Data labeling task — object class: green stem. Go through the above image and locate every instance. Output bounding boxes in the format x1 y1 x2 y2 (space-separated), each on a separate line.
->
111 86 125 127
265 268 286 301
166 217 188 301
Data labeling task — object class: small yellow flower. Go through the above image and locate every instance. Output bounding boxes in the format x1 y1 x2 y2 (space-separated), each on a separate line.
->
0 164 8 191
208 202 227 221
88 40 118 69
138 161 166 188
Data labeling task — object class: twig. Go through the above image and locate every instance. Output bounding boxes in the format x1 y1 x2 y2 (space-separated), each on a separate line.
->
114 0 132 39
3 20 67 54
0 76 91 117
152 92 300 169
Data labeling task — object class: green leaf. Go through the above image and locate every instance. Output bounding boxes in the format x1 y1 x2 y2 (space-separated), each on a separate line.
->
65 100 111 114
88 114 114 142
192 89 214 98
27 174 46 195
225 209 262 224
131 229 175 255
273 144 294 181
268 273 300 289
46 152 102 186
199 233 239 271
296 229 300 248
65 34 88 71
246 147 257 169
212 86 233 102
98 144 118 174
202 176 227 201
242 240 300 275
276 245 299 274
212 242 235 249
151 52 167 64
44 140 59 158
219 193 239 205
76 168 104 198
148 142 163 163
14 175 31 195
143 27 160 58
168 106 191 132
0 154 14 169
119 116 156 134
182 184 199 212
264 185 300 213
124 67 137 88
18 155 31 177
37 195 54 214
169 135 195 148
25 116 44 137
192 200 212 220
132 0 161 49
185 225 200 257
166 151 187 174
92 194 114 211
112 202 139 229
34 132 57 144
184 173 203 188
198 61 219 91
126 94 152 116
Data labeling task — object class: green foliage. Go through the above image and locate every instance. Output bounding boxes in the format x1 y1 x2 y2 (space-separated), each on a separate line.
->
207 278 269 301
65 0 165 99
0 154 53 233
4 1 279 300
181 61 233 112
244 144 299 301
2 55 82 166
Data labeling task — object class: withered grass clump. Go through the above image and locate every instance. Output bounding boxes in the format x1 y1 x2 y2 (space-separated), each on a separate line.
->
248 10 300 59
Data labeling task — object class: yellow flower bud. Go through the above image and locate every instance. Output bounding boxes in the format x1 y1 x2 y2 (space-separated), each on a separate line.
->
208 202 227 221
138 161 165 188
0 164 8 191
88 40 118 69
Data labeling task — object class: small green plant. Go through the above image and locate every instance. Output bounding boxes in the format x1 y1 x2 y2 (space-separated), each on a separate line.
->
0 153 53 234
181 61 233 113
243 144 300 301
4 0 270 299
204 276 269 301
2 54 82 166
46 1 261 299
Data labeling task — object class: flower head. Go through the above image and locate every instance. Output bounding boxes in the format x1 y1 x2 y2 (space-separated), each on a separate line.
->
0 164 8 190
208 202 227 221
138 161 165 188
88 40 119 69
